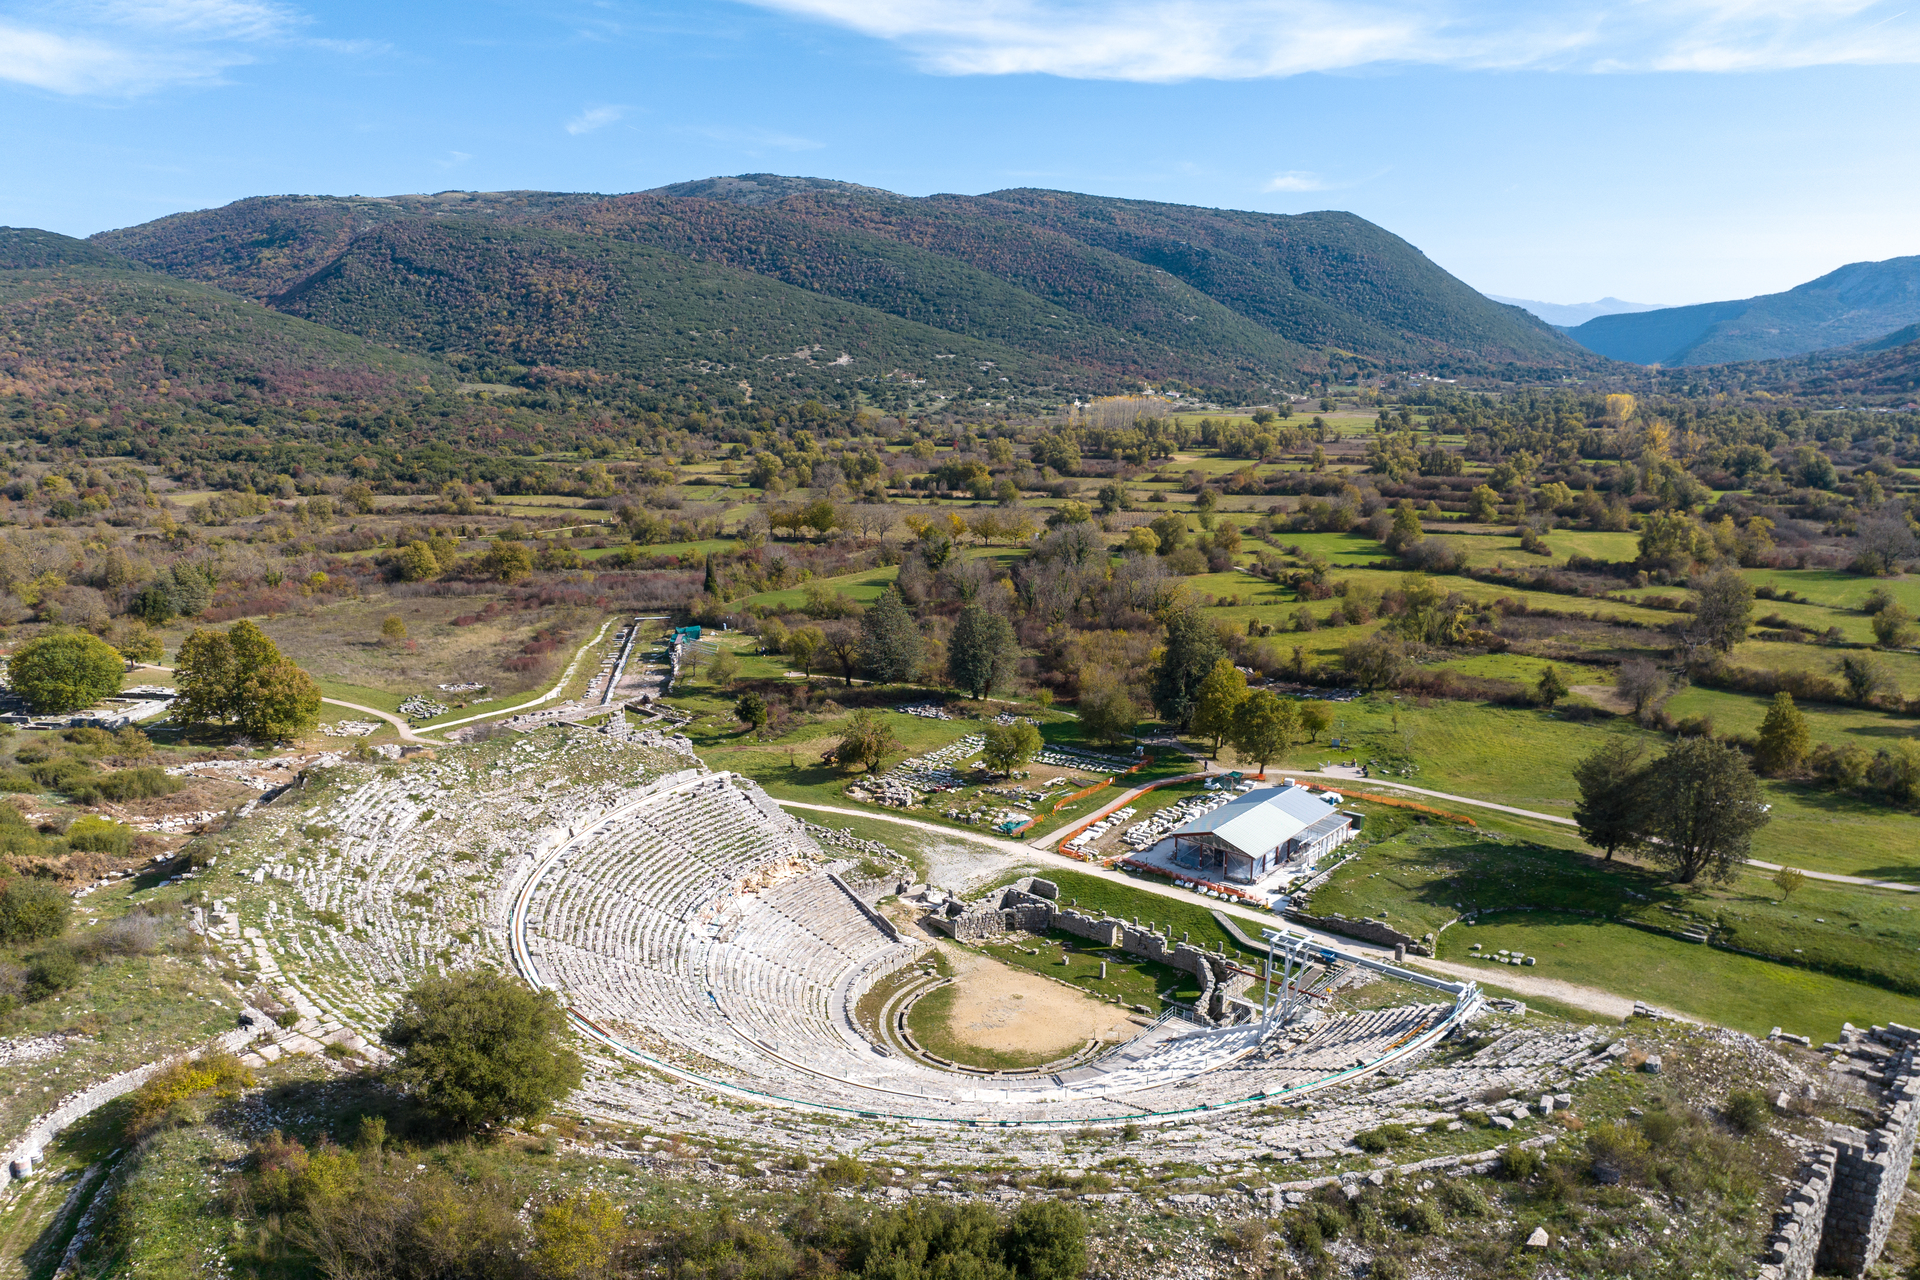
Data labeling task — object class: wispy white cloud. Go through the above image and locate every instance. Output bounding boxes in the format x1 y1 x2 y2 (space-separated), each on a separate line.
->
0 0 366 95
566 104 627 135
738 0 1920 80
1264 170 1324 192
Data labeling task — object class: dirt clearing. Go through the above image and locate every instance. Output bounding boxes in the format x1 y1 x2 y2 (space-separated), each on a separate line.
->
934 942 1140 1059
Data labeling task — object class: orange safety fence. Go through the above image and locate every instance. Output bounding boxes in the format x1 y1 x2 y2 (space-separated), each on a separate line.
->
1051 769 1211 858
1308 785 1476 827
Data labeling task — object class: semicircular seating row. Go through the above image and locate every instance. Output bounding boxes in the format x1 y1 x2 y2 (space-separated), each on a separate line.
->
522 776 1452 1122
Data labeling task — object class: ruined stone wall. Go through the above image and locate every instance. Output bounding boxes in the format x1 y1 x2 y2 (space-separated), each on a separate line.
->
1758 1143 1837 1280
1809 1025 1920 1277
1053 909 1121 947
1817 1060 1920 1276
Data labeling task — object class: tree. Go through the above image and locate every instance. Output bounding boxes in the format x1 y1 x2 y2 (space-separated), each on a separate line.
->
735 690 769 732
1754 691 1811 775
111 622 164 667
0 875 69 943
833 709 899 773
1149 608 1225 729
1872 604 1917 650
980 720 1043 777
1382 500 1424 554
380 615 408 646
130 583 176 625
479 541 534 583
381 969 582 1130
1690 567 1754 654
1536 665 1569 706
702 555 720 597
1299 701 1333 743
706 648 739 688
1571 738 1648 860
1190 658 1248 756
787 626 823 678
6 633 123 713
1772 866 1806 901
821 622 861 689
1835 653 1890 704
1615 659 1670 720
1641 737 1771 884
948 606 1020 700
859 587 923 684
1227 691 1298 777
1078 679 1139 748
1466 484 1500 522
175 621 321 740
1341 635 1405 691
395 541 440 582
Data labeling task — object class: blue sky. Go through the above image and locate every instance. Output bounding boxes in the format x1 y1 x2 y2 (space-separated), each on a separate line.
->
3 0 1917 305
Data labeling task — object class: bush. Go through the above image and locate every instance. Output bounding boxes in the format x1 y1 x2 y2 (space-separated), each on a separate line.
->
1724 1090 1771 1135
1439 1179 1490 1217
1354 1123 1412 1152
1497 1145 1544 1181
0 876 70 942
66 815 133 855
1398 1199 1445 1234
93 767 182 802
1638 1108 1682 1146
23 946 79 1000
127 1049 253 1132
381 969 583 1130
1005 1200 1088 1280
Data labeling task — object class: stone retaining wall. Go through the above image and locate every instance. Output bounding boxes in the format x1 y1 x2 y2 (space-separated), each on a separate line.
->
1286 909 1430 956
3 1011 267 1183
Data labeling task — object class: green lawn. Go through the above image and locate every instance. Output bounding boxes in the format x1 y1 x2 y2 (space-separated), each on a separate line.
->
975 929 1204 1015
1440 910 1920 1044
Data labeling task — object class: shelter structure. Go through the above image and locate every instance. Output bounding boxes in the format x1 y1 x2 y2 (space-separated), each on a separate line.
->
1168 783 1355 885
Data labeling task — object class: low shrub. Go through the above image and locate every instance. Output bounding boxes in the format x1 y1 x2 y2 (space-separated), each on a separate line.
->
0 875 70 942
1354 1123 1412 1153
67 815 133 855
1724 1090 1771 1135
23 946 79 1000
128 1049 253 1132
1497 1145 1544 1181
93 767 183 802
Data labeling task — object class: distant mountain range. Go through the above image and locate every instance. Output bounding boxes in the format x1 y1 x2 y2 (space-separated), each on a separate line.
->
1562 255 1920 366
1485 295 1668 327
15 176 1595 406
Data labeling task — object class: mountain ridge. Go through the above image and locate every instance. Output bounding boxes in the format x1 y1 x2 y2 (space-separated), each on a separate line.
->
1564 254 1920 366
80 177 1601 401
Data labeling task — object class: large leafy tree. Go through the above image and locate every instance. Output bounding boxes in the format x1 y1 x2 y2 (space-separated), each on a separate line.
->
859 587 923 685
1227 691 1298 777
981 720 1043 777
1150 608 1224 730
947 605 1019 700
382 970 582 1130
1571 738 1648 860
175 621 321 740
6 633 123 714
834 709 899 773
1642 737 1771 884
1190 659 1248 757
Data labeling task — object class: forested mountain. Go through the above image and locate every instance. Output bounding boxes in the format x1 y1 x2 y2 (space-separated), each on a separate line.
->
0 228 146 272
1566 255 1920 366
0 266 446 406
82 176 1600 404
